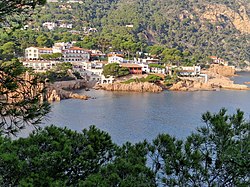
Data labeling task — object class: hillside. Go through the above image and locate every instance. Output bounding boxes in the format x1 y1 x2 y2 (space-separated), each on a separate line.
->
102 0 250 64
9 0 250 65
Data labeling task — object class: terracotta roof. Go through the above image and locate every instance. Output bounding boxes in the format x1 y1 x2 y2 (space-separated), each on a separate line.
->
68 47 85 50
107 53 124 57
39 48 53 50
120 63 142 68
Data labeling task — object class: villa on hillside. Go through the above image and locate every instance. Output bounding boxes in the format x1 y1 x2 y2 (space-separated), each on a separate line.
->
25 45 90 62
22 60 60 72
108 55 125 64
62 47 90 62
209 56 228 66
178 66 201 76
25 47 53 60
120 63 142 74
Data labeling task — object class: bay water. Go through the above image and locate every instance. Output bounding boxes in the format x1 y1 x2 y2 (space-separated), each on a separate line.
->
22 72 250 145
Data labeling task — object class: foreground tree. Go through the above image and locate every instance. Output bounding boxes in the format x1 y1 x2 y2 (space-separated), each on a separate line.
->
0 59 50 135
150 108 250 186
0 125 115 186
82 142 156 187
0 0 50 136
0 109 249 186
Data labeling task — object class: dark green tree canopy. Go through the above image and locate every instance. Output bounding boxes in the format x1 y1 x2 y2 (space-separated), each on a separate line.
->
0 59 50 135
0 0 46 19
103 63 130 78
0 0 50 136
0 109 249 186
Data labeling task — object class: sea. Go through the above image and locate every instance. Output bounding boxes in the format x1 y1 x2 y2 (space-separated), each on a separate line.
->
21 72 250 145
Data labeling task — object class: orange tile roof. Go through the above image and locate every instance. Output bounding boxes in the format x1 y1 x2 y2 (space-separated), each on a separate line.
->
68 47 84 50
120 63 142 68
39 47 53 50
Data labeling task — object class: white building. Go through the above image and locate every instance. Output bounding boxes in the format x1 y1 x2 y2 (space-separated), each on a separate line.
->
108 55 124 64
25 47 40 60
62 47 90 62
59 23 73 29
42 22 56 30
150 67 166 74
178 66 201 76
22 60 59 72
52 42 72 53
138 63 150 73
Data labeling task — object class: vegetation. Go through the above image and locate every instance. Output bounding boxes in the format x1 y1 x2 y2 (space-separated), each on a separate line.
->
103 63 130 78
0 0 50 136
39 62 77 82
123 74 163 84
0 0 249 66
0 1 249 186
40 53 62 60
164 74 179 86
0 109 249 186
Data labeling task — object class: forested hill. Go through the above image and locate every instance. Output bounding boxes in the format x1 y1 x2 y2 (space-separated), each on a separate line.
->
31 0 250 64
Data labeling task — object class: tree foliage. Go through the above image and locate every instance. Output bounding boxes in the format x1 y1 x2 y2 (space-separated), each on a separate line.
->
0 59 50 135
149 108 250 186
0 109 249 186
103 63 130 78
0 0 50 136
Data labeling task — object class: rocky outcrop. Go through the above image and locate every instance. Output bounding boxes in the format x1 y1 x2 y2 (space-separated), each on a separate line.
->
169 70 249 91
52 80 87 90
95 82 163 92
169 80 217 91
46 80 90 102
208 64 235 77
46 87 90 102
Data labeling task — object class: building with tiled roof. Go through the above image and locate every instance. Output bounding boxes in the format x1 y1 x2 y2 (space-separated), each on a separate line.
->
120 63 142 74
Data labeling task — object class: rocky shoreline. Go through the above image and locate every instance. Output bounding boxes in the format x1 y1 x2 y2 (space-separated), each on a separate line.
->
169 65 249 91
46 80 90 102
94 82 163 92
45 65 249 102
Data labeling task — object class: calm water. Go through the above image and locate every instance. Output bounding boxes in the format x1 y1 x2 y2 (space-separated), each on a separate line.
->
22 72 250 145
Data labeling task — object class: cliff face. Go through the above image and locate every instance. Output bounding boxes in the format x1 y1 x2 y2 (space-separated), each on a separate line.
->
197 3 250 34
96 82 163 93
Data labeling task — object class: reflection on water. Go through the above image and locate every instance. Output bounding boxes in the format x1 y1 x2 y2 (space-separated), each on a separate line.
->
19 72 250 145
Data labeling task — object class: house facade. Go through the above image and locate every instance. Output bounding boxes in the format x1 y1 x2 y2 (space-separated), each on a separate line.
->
209 56 228 66
108 55 124 64
22 60 59 72
178 66 201 76
62 47 90 62
25 47 53 60
120 63 142 74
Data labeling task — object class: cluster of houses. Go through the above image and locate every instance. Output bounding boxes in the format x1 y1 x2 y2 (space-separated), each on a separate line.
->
22 42 229 84
42 21 97 34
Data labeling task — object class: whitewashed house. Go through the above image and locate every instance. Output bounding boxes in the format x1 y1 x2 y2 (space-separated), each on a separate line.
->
25 47 40 60
108 55 124 64
22 60 59 72
138 64 150 73
42 22 56 30
62 47 90 62
52 42 72 53
178 66 201 76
